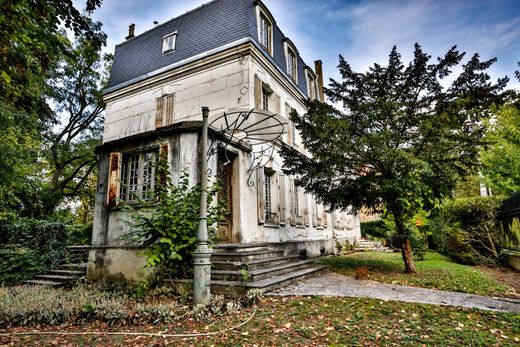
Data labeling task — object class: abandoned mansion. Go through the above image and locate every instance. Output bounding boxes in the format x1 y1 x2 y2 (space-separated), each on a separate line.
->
88 0 361 282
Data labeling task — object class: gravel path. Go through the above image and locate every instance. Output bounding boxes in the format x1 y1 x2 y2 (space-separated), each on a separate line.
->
268 271 520 313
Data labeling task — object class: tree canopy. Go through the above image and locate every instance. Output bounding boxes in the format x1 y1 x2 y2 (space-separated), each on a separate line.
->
481 65 520 194
281 44 507 272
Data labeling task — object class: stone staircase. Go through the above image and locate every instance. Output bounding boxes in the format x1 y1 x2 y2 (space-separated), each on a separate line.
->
209 243 327 294
355 238 393 252
23 246 89 287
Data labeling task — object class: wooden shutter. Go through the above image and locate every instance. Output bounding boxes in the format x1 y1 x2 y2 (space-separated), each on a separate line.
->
285 103 292 145
107 152 121 208
156 97 164 128
274 94 281 115
159 143 169 188
304 194 310 226
257 169 265 224
278 174 286 225
312 198 317 227
323 208 328 227
165 94 174 126
254 75 262 109
289 178 296 226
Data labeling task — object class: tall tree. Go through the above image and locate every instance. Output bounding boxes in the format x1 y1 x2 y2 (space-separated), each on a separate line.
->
43 21 110 215
281 44 506 273
0 0 103 218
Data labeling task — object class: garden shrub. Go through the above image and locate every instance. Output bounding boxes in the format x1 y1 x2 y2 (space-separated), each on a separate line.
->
360 220 390 239
66 222 92 245
429 196 503 265
125 163 225 279
0 219 68 283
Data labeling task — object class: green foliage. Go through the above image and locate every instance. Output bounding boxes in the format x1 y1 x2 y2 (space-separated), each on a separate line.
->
0 219 68 283
481 102 520 194
0 248 42 283
429 196 504 265
126 162 225 278
361 220 391 239
66 223 93 245
280 44 506 273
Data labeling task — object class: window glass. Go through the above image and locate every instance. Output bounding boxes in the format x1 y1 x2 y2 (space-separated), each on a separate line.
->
259 14 271 52
287 49 296 80
120 149 158 202
265 171 272 222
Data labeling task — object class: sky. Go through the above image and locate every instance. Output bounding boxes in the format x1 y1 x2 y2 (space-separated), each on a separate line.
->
80 0 520 88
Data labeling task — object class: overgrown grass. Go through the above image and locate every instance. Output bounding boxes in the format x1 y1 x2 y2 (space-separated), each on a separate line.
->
3 296 519 346
319 251 515 296
0 284 260 327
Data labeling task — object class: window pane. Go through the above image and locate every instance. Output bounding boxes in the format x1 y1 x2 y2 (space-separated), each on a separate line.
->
141 151 156 200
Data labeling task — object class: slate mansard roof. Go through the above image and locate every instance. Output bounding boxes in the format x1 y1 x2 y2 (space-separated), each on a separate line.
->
105 0 312 97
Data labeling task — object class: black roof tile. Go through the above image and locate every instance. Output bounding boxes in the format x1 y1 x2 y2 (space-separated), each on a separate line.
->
106 0 311 98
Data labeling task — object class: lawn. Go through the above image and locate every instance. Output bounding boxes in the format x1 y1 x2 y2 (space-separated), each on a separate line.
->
319 251 516 297
2 296 519 346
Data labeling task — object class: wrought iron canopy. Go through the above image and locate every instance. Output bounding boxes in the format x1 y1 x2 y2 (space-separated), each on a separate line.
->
208 108 288 185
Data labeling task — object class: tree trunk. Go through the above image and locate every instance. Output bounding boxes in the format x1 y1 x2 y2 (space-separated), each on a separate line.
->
391 207 417 273
401 237 417 273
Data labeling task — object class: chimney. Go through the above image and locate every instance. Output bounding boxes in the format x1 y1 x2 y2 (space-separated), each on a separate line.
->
314 60 325 102
126 23 135 40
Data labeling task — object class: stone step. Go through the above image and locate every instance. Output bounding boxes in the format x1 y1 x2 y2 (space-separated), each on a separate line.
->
213 243 269 253
212 249 284 262
61 263 88 270
23 279 63 287
211 265 329 294
34 274 79 282
212 259 315 282
212 255 301 271
48 269 85 277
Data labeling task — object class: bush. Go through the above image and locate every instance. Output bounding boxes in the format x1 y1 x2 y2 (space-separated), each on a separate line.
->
0 219 68 283
125 164 225 279
67 223 92 245
360 220 390 239
429 196 503 265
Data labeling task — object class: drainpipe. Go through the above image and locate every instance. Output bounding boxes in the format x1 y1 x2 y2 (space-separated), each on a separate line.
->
193 106 212 305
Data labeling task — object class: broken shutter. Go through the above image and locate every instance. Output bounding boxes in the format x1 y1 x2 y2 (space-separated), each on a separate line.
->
165 94 174 126
156 97 164 128
254 75 262 109
289 178 296 226
278 174 286 225
257 169 265 224
107 152 122 208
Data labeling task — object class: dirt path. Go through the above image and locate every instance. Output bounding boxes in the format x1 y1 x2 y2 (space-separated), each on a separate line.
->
268 271 520 313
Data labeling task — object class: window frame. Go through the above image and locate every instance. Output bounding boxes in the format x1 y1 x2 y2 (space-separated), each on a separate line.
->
259 14 272 54
119 148 159 204
162 32 177 54
287 47 297 81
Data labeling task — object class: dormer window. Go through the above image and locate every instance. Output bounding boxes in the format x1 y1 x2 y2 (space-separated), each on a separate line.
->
306 70 317 100
162 32 177 53
287 48 297 81
259 14 272 53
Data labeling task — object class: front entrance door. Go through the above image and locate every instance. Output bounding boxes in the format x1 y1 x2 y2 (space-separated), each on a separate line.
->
216 148 236 243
